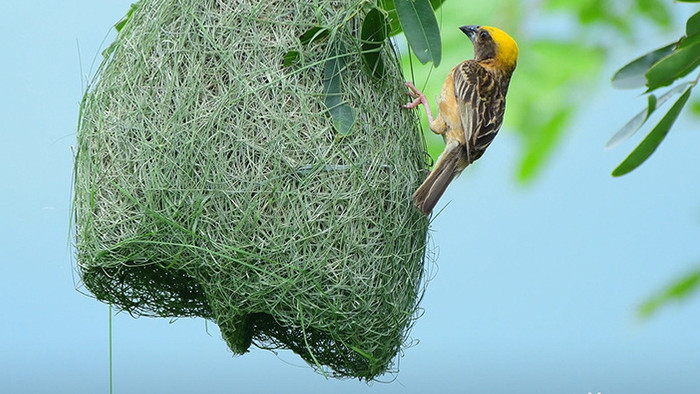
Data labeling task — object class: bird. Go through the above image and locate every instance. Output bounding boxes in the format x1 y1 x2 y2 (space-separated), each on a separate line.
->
403 25 518 215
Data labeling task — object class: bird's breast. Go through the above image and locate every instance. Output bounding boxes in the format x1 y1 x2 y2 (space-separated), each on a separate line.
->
436 70 466 145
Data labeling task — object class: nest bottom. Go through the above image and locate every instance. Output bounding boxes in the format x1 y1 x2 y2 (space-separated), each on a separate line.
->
79 241 426 380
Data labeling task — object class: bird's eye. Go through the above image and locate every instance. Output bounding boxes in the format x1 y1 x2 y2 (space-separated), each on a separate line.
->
480 31 489 39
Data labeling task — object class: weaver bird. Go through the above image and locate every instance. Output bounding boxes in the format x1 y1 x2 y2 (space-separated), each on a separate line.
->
404 25 518 214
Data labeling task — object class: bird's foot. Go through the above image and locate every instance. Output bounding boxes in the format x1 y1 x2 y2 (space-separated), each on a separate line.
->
401 81 435 124
401 82 428 110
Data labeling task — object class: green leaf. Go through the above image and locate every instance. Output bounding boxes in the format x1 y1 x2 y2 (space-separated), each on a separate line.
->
115 2 139 33
639 268 700 318
394 0 441 66
299 26 329 45
379 0 401 36
379 0 444 36
678 32 700 50
645 42 700 91
360 8 389 80
102 2 140 58
102 43 116 59
282 51 300 67
611 42 675 89
283 27 330 68
687 10 700 36
611 88 691 176
645 94 657 120
323 45 356 136
605 83 690 149
330 104 356 136
429 0 445 10
676 0 700 2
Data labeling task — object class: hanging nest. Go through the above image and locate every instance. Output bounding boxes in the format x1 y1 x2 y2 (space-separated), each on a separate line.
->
74 0 429 379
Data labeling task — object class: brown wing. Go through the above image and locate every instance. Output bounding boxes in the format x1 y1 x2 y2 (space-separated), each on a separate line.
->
453 60 507 164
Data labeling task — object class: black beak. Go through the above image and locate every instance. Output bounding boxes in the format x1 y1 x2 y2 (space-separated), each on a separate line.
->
459 25 479 42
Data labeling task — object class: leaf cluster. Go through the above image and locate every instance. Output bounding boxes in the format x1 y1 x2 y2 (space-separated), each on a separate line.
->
604 2 700 318
608 6 700 176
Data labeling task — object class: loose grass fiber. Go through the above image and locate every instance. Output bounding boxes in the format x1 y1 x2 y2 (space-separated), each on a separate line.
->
74 0 429 379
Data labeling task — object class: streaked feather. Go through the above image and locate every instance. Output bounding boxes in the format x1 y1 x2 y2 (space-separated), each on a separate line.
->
412 140 464 215
453 60 509 164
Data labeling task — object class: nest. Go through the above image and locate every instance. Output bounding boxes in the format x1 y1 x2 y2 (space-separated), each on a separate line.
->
74 0 429 379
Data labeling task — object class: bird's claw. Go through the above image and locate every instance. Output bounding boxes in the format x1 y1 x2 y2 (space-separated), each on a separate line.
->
402 82 427 110
402 99 423 110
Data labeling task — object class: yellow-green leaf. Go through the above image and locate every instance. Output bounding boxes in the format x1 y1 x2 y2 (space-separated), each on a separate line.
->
102 2 140 58
691 98 700 115
639 268 700 318
115 2 139 32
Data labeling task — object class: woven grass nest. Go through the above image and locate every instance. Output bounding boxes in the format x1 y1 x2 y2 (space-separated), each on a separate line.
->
74 0 429 379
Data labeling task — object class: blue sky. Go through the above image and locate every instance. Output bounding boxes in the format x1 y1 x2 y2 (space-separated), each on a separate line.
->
2 2 700 393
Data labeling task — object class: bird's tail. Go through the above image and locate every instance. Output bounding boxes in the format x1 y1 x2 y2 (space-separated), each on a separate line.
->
413 140 465 215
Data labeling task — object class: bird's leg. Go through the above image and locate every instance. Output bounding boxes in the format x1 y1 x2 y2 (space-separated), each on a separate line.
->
402 82 435 124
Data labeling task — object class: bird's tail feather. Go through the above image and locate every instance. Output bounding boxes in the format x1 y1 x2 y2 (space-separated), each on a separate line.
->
413 141 464 214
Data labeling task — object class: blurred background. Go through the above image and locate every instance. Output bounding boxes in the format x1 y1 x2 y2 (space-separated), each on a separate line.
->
2 0 700 393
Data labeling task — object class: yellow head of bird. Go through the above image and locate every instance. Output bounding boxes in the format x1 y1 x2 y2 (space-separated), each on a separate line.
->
459 25 519 71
